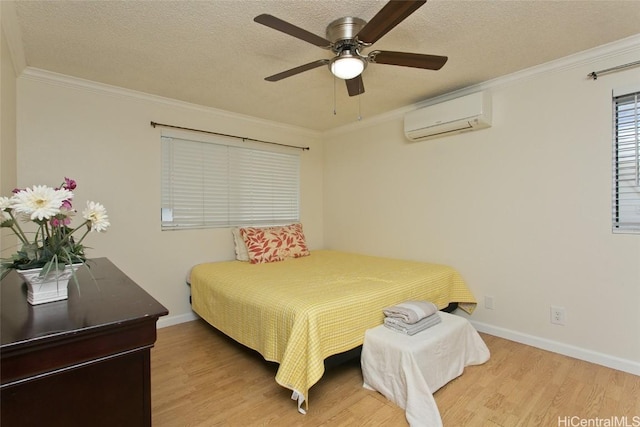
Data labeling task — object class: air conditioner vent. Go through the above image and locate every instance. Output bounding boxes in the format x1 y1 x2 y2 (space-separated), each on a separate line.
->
404 91 492 142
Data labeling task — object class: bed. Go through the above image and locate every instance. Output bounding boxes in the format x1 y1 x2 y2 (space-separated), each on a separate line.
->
189 248 478 413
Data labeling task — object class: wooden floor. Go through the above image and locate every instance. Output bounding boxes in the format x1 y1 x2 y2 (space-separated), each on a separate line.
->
151 319 640 426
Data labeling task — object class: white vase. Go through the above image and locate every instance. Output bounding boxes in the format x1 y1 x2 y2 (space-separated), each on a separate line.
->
16 264 81 305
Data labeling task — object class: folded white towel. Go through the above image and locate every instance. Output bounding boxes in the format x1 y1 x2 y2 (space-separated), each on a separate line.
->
383 313 442 336
383 300 438 324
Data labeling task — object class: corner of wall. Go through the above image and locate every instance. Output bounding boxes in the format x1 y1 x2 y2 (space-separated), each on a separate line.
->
0 7 18 257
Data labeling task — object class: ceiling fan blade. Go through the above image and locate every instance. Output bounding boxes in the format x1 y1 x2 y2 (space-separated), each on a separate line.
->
265 59 330 82
345 75 365 97
356 0 426 45
369 50 447 70
254 14 331 48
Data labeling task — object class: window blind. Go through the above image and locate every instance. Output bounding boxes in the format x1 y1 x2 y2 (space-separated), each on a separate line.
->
161 136 300 229
612 90 640 233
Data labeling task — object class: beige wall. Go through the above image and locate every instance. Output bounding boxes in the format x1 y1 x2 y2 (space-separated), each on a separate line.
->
16 72 324 325
323 45 640 371
0 5 18 258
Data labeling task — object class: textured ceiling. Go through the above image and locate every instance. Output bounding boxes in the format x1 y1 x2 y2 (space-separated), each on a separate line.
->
10 0 640 131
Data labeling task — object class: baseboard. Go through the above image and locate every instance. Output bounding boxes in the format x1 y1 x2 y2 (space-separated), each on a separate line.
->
470 320 640 376
157 311 199 329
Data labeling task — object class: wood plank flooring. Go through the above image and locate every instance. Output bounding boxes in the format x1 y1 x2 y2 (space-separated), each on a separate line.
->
151 319 640 426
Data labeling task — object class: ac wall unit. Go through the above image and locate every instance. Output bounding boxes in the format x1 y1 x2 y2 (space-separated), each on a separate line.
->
404 91 492 141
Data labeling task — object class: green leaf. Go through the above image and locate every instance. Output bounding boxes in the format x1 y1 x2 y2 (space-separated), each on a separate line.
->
22 243 38 260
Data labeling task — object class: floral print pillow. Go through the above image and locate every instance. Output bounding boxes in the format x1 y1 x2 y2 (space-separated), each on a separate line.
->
239 223 310 264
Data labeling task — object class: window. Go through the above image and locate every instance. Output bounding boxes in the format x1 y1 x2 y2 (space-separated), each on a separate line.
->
161 134 300 230
612 88 640 233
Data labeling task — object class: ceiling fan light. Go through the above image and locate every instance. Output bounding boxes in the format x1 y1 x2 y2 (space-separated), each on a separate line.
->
330 54 365 80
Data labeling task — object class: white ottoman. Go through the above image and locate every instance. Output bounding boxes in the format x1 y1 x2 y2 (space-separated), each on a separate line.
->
361 312 490 427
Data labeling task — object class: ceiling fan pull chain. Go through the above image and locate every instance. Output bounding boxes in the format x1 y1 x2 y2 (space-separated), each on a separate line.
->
333 76 337 115
357 81 362 121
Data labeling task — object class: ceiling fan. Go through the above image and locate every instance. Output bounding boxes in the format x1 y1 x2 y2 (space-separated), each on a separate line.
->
254 0 447 97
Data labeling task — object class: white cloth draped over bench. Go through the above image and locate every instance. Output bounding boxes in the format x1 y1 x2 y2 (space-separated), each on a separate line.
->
361 312 490 427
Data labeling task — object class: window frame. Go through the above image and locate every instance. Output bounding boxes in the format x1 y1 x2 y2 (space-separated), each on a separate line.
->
612 85 640 234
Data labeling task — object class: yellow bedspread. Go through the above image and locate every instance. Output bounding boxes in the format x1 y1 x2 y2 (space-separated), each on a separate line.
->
190 250 477 412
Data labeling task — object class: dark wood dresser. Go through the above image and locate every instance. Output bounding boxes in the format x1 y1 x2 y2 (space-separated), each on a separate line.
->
1 258 168 427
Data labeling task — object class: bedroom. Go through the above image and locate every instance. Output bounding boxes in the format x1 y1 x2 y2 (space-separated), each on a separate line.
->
1 0 639 425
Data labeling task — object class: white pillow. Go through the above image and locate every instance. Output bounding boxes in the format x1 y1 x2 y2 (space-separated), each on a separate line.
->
231 228 250 261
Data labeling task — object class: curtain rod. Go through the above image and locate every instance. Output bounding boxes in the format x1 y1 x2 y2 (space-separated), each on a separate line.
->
588 59 640 80
150 121 310 151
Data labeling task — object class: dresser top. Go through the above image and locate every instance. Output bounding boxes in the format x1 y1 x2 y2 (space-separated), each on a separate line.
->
1 258 169 348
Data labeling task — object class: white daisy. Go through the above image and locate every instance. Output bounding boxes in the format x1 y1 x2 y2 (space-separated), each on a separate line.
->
83 201 110 232
0 196 12 223
0 196 11 211
11 185 73 221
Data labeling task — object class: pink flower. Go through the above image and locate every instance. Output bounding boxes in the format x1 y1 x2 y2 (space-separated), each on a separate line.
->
63 177 77 190
50 217 71 227
61 199 73 210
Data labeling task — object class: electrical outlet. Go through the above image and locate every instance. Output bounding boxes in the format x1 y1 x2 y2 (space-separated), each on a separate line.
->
550 306 566 325
484 296 494 310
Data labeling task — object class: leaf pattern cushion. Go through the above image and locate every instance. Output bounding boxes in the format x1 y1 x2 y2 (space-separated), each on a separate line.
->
240 223 310 264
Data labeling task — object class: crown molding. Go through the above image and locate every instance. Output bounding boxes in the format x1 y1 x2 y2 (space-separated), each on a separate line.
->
324 33 640 138
19 67 322 139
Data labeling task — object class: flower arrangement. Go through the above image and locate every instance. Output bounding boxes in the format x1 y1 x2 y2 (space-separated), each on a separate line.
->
0 177 110 279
